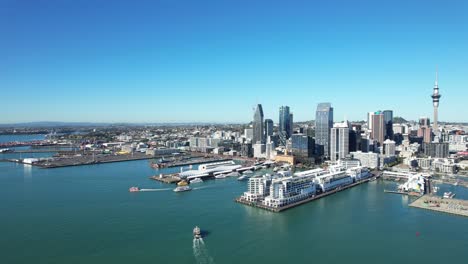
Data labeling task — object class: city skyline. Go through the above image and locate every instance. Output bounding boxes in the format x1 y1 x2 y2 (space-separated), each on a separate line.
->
2 0 468 123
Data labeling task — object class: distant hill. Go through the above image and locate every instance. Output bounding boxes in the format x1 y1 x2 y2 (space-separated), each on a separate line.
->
393 117 407 123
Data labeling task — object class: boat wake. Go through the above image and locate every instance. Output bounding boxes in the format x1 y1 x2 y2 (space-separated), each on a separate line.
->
139 188 171 192
192 186 212 191
193 238 215 264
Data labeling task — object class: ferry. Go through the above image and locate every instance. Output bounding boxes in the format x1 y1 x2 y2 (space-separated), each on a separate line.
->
193 226 201 239
174 181 191 192
190 178 203 184
129 186 140 192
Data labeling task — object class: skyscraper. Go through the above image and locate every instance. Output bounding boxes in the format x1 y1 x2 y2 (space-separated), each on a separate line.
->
253 104 265 144
383 110 393 140
315 103 334 158
330 121 349 161
371 111 385 146
279 106 292 138
264 119 274 138
431 69 441 133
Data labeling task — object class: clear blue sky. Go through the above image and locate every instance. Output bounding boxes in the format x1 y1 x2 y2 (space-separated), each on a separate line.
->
1 0 467 123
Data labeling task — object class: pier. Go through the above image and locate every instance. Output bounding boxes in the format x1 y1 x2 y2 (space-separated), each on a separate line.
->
235 177 377 213
410 195 468 217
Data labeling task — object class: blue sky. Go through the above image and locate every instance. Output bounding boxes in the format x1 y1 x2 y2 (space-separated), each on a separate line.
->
1 0 467 123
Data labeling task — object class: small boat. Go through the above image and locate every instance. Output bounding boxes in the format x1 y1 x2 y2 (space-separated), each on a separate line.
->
238 175 248 181
174 180 191 192
243 170 254 174
129 186 140 192
190 178 203 184
193 226 201 239
273 167 279 172
215 174 226 179
454 181 459 186
443 192 455 199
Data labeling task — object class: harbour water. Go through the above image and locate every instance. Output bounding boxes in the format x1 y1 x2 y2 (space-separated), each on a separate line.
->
1 136 467 264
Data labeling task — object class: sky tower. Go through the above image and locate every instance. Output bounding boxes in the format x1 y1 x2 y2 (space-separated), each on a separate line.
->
431 69 441 133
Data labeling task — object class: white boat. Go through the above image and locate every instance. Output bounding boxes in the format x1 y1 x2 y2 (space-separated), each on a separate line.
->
238 175 248 181
226 171 240 177
193 226 201 239
243 170 254 174
443 192 455 199
174 181 192 192
273 167 279 172
190 178 203 184
454 181 459 186
215 174 227 179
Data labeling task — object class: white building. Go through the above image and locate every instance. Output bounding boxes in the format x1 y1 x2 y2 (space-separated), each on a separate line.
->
253 143 266 158
330 121 349 161
383 139 396 156
350 151 379 169
263 174 316 208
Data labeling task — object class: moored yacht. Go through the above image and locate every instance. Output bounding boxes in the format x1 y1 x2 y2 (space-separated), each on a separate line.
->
190 178 203 184
174 180 191 192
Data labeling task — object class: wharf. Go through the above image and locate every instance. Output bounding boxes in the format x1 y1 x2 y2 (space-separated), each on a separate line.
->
149 174 181 184
25 153 154 168
236 177 377 213
384 190 422 197
409 195 468 217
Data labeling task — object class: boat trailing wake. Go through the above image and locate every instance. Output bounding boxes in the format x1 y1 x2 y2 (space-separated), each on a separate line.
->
193 238 215 264
139 188 171 192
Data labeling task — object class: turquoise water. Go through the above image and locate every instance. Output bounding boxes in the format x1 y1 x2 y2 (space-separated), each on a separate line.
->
0 135 467 263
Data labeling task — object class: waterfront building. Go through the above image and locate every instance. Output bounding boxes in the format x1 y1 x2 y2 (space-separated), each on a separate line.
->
371 111 385 146
253 104 265 144
243 175 272 202
337 159 361 169
263 174 316 208
265 119 274 138
383 139 396 156
315 103 334 158
330 121 349 161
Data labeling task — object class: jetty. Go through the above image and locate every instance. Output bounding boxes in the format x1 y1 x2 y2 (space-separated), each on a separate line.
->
409 195 468 217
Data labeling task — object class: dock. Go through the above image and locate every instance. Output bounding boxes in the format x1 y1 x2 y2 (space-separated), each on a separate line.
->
409 195 468 217
235 177 377 213
384 190 422 197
